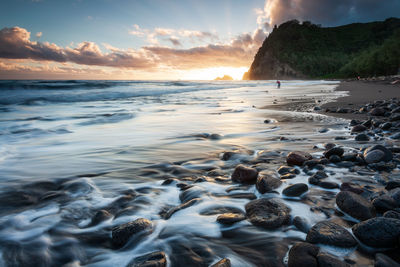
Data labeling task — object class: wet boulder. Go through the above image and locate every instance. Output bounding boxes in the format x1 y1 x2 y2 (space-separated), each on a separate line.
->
324 147 344 158
351 125 367 133
288 242 319 267
127 251 167 267
112 218 153 248
370 107 386 116
282 183 308 197
372 195 398 213
364 150 385 164
216 213 246 225
286 151 312 166
363 145 393 162
245 198 291 229
256 175 282 194
231 165 258 184
336 191 375 221
355 133 370 141
306 221 357 247
352 217 400 248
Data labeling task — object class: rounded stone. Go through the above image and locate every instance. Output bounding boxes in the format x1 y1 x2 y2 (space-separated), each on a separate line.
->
283 183 308 197
336 191 375 221
355 133 369 141
256 175 282 194
352 217 400 248
112 218 153 248
364 150 385 164
288 242 319 267
324 147 344 158
231 165 258 184
216 213 246 225
245 198 291 229
306 221 357 247
363 145 393 162
286 151 313 166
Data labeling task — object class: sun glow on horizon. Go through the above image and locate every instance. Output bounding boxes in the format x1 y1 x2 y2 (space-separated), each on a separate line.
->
181 66 248 80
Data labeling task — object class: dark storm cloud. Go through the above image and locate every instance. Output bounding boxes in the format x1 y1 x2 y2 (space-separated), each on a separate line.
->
261 0 400 28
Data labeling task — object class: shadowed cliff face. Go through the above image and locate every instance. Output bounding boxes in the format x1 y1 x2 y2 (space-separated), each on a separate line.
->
244 18 400 80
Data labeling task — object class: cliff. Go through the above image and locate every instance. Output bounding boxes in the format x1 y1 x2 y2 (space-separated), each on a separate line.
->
244 18 400 80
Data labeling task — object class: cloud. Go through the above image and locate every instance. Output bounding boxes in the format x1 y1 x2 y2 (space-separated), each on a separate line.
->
35 32 42 38
168 37 182 46
129 25 219 45
0 27 155 69
258 0 400 29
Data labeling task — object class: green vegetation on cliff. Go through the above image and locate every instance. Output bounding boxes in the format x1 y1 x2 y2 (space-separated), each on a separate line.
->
245 18 400 80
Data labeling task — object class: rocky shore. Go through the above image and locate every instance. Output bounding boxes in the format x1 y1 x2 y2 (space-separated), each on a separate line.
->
110 81 400 266
1 80 399 266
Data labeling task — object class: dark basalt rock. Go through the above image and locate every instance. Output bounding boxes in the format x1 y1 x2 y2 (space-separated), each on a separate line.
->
216 213 246 225
364 145 393 162
351 125 367 133
256 175 282 194
286 151 313 166
375 253 400 267
210 258 231 267
370 107 386 116
280 173 296 179
318 181 339 189
282 183 308 197
127 251 167 267
288 242 319 267
277 166 298 175
231 165 258 184
364 150 385 164
355 133 370 141
245 198 291 229
112 218 153 248
336 191 375 221
324 147 344 158
306 221 357 247
317 253 350 267
352 217 400 248
372 195 398 213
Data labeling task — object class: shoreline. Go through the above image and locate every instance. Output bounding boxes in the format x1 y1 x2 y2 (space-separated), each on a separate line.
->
319 80 400 120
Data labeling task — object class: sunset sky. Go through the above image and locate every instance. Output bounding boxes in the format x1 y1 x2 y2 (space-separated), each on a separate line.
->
1 0 399 80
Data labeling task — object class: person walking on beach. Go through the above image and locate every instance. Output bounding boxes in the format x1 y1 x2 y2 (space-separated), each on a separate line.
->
276 80 281 88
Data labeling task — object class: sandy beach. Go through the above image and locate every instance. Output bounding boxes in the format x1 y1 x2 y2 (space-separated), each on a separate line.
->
321 79 400 119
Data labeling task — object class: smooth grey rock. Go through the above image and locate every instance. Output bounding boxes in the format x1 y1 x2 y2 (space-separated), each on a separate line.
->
283 183 308 197
245 198 291 229
231 165 258 184
288 242 319 267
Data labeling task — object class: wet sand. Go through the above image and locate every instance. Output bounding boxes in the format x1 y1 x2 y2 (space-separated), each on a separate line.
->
321 80 400 119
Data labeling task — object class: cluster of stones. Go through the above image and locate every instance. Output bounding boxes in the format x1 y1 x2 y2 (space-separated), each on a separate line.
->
107 99 400 267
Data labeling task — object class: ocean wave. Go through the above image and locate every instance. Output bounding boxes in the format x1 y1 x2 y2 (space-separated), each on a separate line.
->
0 80 250 105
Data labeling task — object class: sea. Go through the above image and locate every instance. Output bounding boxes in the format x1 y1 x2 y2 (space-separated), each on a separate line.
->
0 80 366 266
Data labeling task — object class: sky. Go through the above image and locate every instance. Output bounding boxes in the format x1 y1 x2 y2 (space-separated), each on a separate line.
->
0 0 399 80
